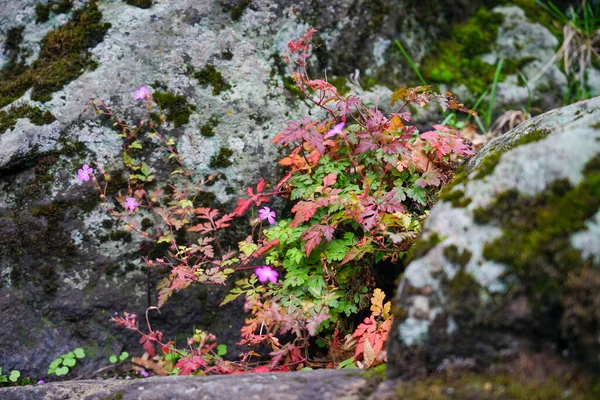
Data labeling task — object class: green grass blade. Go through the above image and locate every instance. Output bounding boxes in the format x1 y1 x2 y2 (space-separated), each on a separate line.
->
517 70 532 115
487 58 504 129
395 40 427 86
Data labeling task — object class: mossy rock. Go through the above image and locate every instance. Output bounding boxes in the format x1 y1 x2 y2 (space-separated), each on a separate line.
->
0 0 110 108
388 97 600 378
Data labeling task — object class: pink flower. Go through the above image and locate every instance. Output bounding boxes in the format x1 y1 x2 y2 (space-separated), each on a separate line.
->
258 206 276 224
124 197 139 211
255 266 278 283
134 86 151 100
77 164 94 181
37 380 45 385
325 121 345 138
139 370 149 378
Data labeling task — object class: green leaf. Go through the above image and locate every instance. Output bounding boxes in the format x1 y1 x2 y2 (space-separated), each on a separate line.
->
130 141 143 150
119 352 129 361
55 366 69 376
216 344 227 356
337 357 356 369
406 186 427 205
8 370 20 382
157 234 172 244
109 355 118 363
63 358 76 367
74 348 86 359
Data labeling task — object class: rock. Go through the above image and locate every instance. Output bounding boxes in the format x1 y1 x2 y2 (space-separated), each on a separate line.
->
0 370 381 400
0 0 415 379
387 96 600 378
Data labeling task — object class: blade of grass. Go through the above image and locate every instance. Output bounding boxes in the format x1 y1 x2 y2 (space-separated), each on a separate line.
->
517 70 532 116
395 40 427 86
487 58 504 129
466 90 489 124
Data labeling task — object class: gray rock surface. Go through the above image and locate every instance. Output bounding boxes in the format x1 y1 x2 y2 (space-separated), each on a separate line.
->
387 96 600 378
0 370 385 400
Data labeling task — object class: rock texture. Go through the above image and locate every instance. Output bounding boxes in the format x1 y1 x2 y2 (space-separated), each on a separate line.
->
0 370 383 400
387 96 600 378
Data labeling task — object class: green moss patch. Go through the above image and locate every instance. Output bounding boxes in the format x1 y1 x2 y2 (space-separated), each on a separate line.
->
152 91 193 128
0 1 110 108
124 0 152 9
209 147 234 168
0 103 56 134
420 8 504 95
396 370 596 400
193 65 231 96
443 245 472 267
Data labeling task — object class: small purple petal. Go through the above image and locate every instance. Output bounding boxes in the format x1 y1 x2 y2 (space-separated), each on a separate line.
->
255 266 278 283
134 86 151 100
37 380 45 385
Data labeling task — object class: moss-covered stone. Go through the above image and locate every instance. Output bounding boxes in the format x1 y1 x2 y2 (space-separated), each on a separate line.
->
152 91 193 128
0 103 56 134
0 1 110 108
209 147 234 168
193 65 231 96
124 0 152 9
475 155 600 356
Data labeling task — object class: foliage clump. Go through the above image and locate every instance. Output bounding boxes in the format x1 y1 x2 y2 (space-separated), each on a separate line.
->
0 0 110 108
85 28 474 376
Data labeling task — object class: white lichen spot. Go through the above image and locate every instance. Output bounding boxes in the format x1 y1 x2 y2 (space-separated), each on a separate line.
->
63 270 90 291
71 229 84 246
571 210 600 264
372 37 391 68
398 318 430 346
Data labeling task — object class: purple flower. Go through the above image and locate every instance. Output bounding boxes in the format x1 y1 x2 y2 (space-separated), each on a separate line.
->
134 86 151 100
255 266 278 284
37 380 45 385
325 121 345 138
125 376 131 380
124 197 139 211
258 206 276 224
77 164 94 182
139 370 149 378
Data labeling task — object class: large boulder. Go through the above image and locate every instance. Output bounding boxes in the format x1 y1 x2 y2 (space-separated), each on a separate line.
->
387 96 600 378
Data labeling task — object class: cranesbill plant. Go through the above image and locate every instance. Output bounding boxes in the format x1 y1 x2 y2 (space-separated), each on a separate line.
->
83 28 474 374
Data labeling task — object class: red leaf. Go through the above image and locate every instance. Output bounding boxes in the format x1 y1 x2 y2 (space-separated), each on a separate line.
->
175 355 207 375
322 173 337 188
302 225 323 256
290 201 318 227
